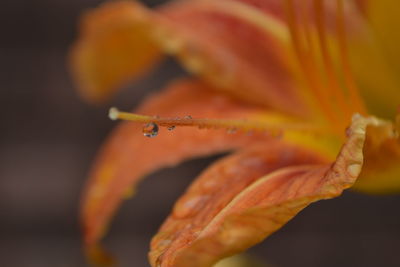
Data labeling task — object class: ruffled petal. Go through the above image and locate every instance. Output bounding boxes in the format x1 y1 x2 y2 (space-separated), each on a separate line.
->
81 79 277 253
70 1 162 103
353 114 400 193
149 114 376 267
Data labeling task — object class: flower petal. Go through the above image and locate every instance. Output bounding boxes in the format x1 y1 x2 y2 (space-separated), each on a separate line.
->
348 0 400 118
70 0 309 115
70 1 162 103
81 79 276 253
365 0 400 76
154 0 308 115
353 115 400 193
149 114 374 267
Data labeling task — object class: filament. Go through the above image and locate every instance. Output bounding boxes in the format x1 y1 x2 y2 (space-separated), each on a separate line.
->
335 0 367 115
285 0 341 130
109 107 327 134
285 0 368 134
313 0 350 118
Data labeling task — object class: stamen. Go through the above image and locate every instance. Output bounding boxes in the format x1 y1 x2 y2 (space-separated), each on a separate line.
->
285 0 341 131
335 0 367 115
313 0 350 118
109 107 327 135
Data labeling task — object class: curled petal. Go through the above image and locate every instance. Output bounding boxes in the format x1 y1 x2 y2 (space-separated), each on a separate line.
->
149 114 376 267
81 79 276 255
353 115 400 193
70 1 161 103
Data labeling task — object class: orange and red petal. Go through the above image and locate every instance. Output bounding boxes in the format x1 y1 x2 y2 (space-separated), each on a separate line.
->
348 0 400 118
81 79 277 251
70 0 310 115
70 1 162 103
154 0 308 116
149 114 375 267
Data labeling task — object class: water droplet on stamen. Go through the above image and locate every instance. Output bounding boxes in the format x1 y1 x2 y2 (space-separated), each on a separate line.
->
142 122 159 138
167 125 176 131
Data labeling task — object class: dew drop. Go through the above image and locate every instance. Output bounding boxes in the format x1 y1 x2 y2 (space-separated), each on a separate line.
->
167 125 176 131
347 163 361 177
173 195 209 219
143 122 159 138
157 239 172 250
184 115 192 119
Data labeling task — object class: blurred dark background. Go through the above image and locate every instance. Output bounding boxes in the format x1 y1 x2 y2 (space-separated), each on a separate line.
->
0 0 399 266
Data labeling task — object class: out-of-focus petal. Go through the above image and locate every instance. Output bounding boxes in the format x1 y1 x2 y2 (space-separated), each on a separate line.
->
149 114 377 267
154 0 307 116
353 115 400 193
365 0 400 76
348 0 400 118
70 0 370 118
81 79 280 255
70 0 309 115
154 0 365 118
70 1 162 103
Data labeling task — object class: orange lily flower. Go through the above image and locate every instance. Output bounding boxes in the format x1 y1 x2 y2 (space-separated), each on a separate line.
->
70 0 400 266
